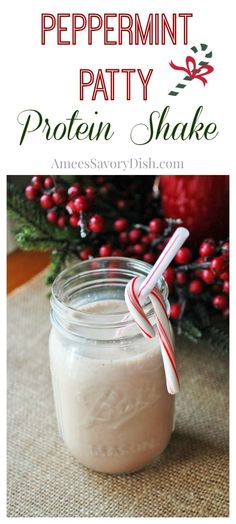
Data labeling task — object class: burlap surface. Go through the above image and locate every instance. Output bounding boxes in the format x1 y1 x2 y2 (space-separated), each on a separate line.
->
7 271 229 518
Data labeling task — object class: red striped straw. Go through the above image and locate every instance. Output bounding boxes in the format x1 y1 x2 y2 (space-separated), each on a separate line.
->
138 227 189 299
124 227 190 394
122 227 189 323
125 276 180 394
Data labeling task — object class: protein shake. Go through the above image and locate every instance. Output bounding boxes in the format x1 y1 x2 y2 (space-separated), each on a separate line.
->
49 259 175 474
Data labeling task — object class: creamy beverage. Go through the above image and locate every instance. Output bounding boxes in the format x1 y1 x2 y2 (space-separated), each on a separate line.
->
49 298 174 474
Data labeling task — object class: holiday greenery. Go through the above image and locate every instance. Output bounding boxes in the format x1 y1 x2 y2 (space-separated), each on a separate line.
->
7 175 229 349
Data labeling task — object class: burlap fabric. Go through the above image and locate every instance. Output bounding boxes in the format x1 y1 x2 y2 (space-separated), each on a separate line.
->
7 271 229 518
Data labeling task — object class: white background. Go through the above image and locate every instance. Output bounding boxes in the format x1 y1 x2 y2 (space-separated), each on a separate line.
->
1 0 234 174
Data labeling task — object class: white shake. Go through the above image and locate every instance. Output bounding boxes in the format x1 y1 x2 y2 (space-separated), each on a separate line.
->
49 299 174 474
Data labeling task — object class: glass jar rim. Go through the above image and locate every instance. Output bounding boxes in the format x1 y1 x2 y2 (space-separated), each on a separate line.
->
50 256 169 334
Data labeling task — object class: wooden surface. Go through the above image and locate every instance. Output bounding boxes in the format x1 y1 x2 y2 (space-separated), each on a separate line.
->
7 250 50 294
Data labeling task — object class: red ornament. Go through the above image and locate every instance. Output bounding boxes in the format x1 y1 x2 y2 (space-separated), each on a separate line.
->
114 218 129 232
133 243 146 256
80 247 93 260
119 232 129 244
57 215 67 228
44 176 54 189
223 281 229 294
99 244 112 257
85 186 96 200
74 196 89 212
47 210 58 224
148 218 163 234
69 214 79 228
188 279 203 294
52 187 67 205
220 272 229 282
31 175 44 190
148 233 157 242
176 271 187 285
89 214 105 233
199 239 216 258
212 294 228 311
175 247 192 264
25 185 38 201
201 269 215 284
163 267 176 287
141 234 152 246
40 194 54 209
170 303 182 319
210 256 227 275
143 252 156 264
129 229 142 244
68 184 82 199
160 175 229 246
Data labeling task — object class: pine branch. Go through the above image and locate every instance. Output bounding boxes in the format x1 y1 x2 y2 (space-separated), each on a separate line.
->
178 317 202 343
57 175 78 185
193 302 211 328
203 325 229 352
175 312 229 351
15 226 67 251
7 182 68 242
45 250 68 285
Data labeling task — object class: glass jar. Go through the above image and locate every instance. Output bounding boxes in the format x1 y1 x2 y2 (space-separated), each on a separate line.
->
49 257 175 474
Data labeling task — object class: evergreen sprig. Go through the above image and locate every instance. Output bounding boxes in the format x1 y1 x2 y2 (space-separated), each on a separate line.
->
7 182 68 240
176 310 229 349
203 325 229 352
7 182 70 253
14 226 67 251
193 302 211 328
45 251 69 285
178 317 202 342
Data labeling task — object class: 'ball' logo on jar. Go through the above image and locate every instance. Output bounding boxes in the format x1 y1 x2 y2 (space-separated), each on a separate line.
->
76 379 164 429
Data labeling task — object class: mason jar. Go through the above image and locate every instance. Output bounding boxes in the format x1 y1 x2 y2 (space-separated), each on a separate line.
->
49 257 175 474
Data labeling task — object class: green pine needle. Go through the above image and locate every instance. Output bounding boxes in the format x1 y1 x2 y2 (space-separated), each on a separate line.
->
203 325 229 352
15 227 66 251
193 302 211 328
179 318 202 343
7 182 69 244
45 251 68 285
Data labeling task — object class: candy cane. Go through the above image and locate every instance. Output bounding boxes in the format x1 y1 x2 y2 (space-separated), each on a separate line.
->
125 276 180 395
122 227 189 392
168 43 213 96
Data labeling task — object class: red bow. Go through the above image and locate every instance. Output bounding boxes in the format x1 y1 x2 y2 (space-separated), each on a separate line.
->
170 56 214 86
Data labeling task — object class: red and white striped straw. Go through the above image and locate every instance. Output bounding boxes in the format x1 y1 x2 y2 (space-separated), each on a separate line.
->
124 227 189 394
125 276 180 394
138 227 189 299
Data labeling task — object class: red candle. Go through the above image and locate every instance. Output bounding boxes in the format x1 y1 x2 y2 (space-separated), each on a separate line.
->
160 176 229 247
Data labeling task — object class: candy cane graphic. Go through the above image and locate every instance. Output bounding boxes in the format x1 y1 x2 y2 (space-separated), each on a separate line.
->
168 43 213 96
